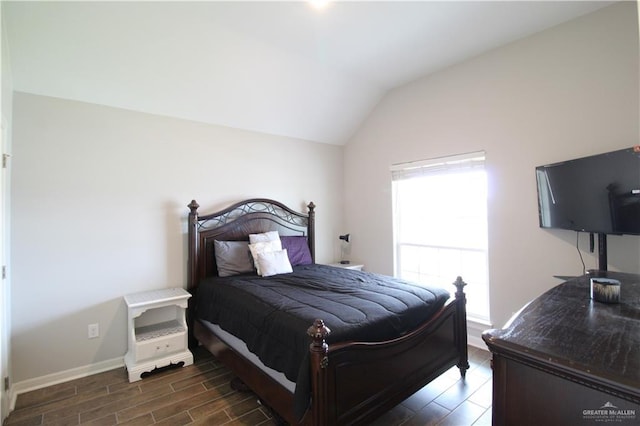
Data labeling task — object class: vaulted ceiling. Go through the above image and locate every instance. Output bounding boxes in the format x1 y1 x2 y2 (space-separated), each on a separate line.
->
3 1 615 145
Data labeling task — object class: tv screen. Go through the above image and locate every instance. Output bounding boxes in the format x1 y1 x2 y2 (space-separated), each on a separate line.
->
536 147 640 235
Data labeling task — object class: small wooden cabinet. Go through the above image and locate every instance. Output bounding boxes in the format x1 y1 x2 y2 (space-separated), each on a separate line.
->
327 263 364 271
124 287 193 382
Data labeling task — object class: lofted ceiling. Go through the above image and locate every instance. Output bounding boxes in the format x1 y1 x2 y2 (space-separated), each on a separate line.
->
3 1 616 145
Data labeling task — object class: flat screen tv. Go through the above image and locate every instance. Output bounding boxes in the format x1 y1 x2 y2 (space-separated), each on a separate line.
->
535 146 640 236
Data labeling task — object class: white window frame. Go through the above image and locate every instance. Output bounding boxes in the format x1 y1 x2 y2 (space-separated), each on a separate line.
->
391 151 490 322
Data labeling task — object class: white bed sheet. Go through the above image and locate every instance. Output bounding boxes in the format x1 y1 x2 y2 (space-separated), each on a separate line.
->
199 319 296 393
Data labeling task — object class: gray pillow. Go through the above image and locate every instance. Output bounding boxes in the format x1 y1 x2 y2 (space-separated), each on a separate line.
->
214 240 254 277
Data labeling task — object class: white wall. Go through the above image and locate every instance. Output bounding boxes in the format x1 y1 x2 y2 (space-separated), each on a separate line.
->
10 93 343 383
1 1 13 420
344 2 640 331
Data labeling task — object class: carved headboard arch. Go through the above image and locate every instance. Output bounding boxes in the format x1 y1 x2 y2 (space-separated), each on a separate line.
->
187 198 315 291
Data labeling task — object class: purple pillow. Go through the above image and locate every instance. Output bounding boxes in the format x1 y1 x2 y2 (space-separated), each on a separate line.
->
280 236 313 266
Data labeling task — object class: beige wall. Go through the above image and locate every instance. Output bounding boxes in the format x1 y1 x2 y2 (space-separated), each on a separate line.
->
344 2 640 331
1 2 13 420
10 93 344 383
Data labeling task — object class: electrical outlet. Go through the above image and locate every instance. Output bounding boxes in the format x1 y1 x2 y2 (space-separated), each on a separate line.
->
88 323 99 339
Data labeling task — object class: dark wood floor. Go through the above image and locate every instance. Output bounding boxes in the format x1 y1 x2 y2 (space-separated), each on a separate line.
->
4 346 492 425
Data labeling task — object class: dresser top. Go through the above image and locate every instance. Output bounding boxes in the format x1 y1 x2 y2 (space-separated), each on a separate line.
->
483 271 640 395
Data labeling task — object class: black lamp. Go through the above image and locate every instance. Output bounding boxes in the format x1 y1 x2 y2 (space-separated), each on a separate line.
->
338 234 350 264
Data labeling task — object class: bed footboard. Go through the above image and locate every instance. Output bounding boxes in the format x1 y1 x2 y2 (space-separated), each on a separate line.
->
304 277 469 425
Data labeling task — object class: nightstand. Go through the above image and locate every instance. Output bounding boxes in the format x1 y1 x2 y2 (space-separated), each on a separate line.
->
327 263 364 271
124 287 194 382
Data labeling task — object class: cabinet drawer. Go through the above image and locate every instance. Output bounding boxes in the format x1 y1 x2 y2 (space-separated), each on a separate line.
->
135 332 185 362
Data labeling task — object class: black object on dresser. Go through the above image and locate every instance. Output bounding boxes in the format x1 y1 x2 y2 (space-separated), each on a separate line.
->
483 271 639 426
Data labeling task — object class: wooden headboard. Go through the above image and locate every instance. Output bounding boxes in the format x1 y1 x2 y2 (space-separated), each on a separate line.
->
187 198 315 291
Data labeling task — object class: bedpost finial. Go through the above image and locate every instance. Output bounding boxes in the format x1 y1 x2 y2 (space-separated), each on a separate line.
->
188 200 200 213
307 319 330 344
307 201 316 213
453 276 467 300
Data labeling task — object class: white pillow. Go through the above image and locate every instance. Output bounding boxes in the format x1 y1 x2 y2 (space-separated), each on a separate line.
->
249 231 280 244
257 249 293 277
249 240 282 275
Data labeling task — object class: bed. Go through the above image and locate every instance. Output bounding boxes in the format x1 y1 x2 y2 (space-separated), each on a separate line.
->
187 198 469 425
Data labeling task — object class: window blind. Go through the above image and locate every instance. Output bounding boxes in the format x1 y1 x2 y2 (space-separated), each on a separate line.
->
391 151 485 181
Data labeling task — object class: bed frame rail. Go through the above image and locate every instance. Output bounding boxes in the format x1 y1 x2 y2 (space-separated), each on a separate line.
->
306 277 469 425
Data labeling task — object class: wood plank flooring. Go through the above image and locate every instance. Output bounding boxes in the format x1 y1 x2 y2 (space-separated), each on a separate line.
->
4 346 492 425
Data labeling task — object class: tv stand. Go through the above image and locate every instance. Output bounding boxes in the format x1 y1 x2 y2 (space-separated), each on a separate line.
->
483 272 640 425
597 232 607 271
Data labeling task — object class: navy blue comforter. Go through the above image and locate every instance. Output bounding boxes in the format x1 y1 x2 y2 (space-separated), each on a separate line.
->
195 264 450 384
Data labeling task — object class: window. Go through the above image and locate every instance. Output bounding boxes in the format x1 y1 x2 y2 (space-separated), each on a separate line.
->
391 151 490 322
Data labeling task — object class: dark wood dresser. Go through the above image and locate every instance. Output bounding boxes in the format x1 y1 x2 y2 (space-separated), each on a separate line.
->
482 271 639 425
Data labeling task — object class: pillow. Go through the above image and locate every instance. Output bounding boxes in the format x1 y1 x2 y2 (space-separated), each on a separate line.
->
249 239 282 275
256 249 293 277
280 236 313 266
249 231 280 244
214 240 253 277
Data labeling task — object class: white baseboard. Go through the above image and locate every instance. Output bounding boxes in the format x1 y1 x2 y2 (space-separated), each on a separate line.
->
9 357 124 411
467 318 493 350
